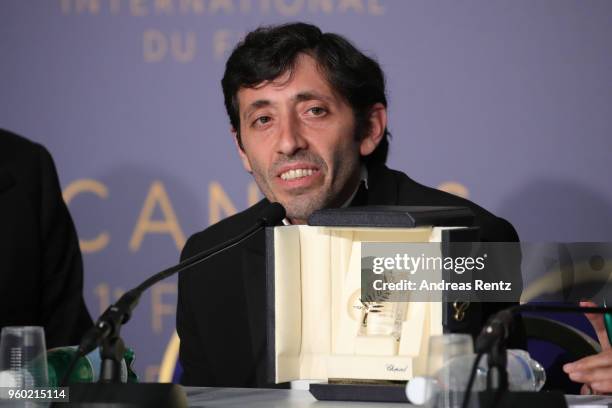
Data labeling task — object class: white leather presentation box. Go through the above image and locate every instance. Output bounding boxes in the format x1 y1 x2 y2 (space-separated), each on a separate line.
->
265 215 478 384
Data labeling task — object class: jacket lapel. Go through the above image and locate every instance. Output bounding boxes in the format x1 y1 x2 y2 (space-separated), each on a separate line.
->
363 164 399 206
241 230 266 356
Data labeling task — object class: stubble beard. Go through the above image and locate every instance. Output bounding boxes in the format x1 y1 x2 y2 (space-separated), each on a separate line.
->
281 187 335 224
250 151 361 224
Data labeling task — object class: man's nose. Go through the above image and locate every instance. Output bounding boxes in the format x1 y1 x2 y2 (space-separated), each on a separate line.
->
276 115 307 156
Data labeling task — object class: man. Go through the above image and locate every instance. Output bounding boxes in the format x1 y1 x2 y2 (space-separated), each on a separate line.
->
0 128 93 348
177 22 522 387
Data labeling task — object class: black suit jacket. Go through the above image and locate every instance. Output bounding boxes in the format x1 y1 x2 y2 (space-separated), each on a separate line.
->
177 164 523 387
0 129 93 348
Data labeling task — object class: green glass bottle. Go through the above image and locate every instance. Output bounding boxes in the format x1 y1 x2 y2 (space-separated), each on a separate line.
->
46 346 138 386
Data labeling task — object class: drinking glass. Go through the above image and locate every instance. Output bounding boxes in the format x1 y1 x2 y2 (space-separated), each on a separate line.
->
0 326 48 393
425 333 474 408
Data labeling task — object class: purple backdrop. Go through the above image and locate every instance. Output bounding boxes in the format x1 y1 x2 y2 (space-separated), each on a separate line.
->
1 0 611 381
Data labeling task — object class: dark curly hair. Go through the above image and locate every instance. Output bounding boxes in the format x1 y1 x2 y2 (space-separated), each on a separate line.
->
221 22 390 165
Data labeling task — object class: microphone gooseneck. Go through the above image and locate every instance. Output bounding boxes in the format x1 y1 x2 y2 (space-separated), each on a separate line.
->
62 202 286 386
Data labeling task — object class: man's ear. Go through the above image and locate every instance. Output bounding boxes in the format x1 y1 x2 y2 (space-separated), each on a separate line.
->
232 128 253 173
359 103 387 156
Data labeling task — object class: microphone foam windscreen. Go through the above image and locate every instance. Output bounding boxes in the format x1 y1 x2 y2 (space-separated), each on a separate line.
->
260 202 286 226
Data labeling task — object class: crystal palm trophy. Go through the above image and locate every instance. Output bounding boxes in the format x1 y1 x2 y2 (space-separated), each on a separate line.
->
358 269 408 341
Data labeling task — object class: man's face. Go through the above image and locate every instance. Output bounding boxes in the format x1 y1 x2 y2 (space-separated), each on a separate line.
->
234 54 364 224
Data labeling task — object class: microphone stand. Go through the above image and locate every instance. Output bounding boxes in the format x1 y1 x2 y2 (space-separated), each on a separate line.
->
480 305 611 389
57 203 285 407
463 304 612 408
486 338 508 391
96 244 257 381
100 334 126 383
84 215 275 383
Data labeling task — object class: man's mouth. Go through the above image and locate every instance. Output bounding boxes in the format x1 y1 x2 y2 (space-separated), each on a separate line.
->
280 168 316 181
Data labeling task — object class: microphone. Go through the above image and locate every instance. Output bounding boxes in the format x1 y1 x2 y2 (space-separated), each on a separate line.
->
475 307 518 354
258 201 286 226
67 202 286 384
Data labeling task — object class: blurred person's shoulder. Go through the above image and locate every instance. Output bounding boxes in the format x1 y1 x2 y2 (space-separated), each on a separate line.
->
0 128 47 162
0 128 56 193
0 128 62 197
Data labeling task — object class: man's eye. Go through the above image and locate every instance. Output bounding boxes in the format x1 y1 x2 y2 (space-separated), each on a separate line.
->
254 116 271 125
308 107 327 116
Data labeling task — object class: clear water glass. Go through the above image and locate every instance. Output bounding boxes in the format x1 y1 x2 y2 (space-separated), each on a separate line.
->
0 326 49 394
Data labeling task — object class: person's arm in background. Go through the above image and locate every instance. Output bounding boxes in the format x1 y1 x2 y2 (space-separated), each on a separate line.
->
563 301 612 394
35 143 93 348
